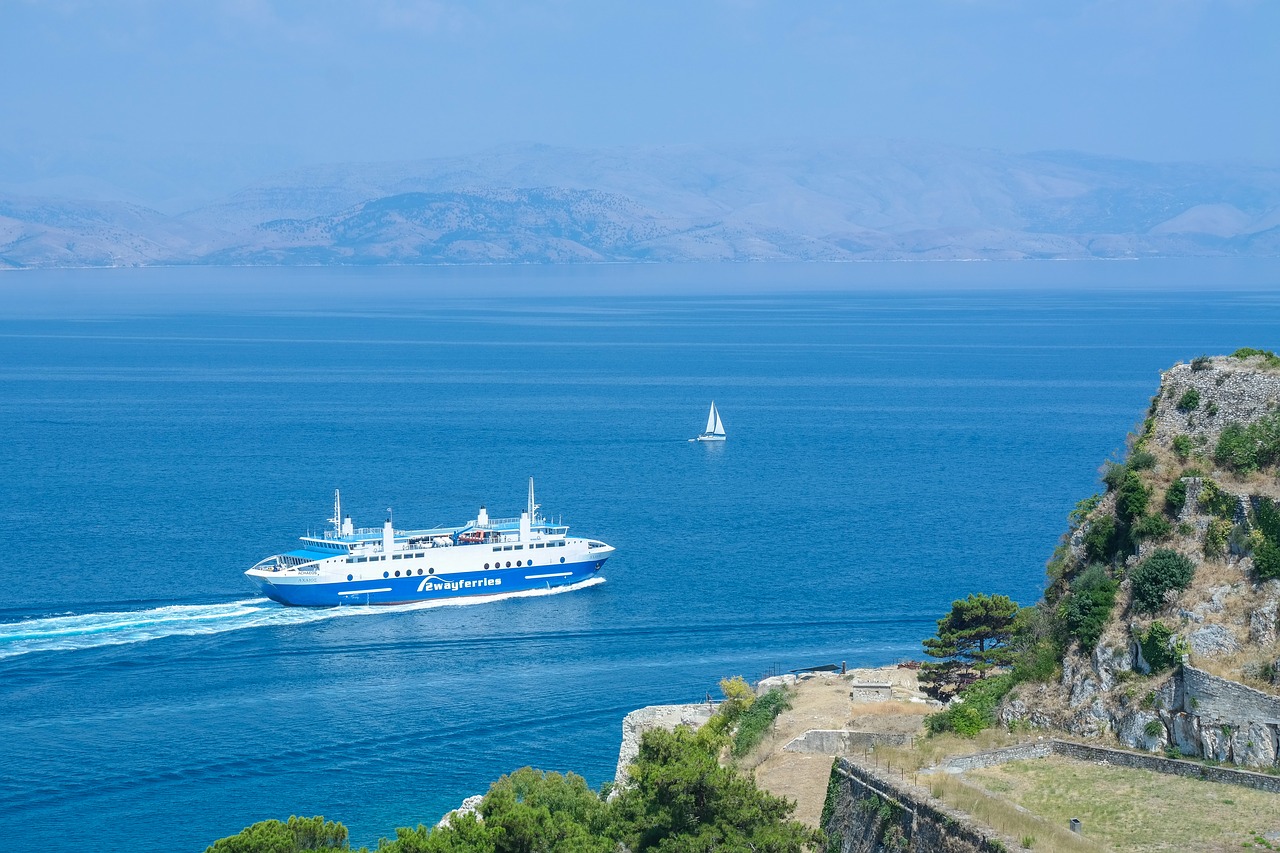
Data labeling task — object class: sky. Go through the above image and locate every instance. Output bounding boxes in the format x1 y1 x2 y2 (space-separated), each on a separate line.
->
2 0 1277 205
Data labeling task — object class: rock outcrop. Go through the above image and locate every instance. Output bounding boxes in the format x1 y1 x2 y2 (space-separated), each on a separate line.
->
613 703 715 787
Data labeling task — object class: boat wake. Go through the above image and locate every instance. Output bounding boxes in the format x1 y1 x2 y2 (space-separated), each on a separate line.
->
0 577 606 660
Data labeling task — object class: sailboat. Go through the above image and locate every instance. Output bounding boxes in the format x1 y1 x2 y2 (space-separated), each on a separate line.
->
692 401 726 442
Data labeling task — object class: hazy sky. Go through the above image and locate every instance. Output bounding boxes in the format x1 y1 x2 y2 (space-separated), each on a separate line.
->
2 0 1276 202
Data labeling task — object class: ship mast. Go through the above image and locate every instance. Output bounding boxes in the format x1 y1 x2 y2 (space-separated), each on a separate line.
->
528 477 540 522
329 489 342 537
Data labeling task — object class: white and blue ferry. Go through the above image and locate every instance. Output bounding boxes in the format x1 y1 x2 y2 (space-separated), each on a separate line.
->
246 480 614 606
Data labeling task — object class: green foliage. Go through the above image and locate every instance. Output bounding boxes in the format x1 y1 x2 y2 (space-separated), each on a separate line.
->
1082 514 1119 564
1131 550 1196 613
1132 513 1172 541
1060 565 1117 652
1253 497 1280 542
1137 621 1183 672
921 593 1020 694
1190 355 1213 371
717 675 755 721
1129 448 1157 471
1231 347 1280 368
924 674 1015 737
1203 518 1232 559
1254 540 1280 581
1143 719 1164 738
1008 604 1061 684
1171 434 1194 459
731 688 792 758
1214 415 1280 473
1101 461 1128 492
207 817 350 853
1115 470 1150 524
1069 493 1102 527
1176 389 1201 412
1198 479 1238 520
611 726 821 853
1164 479 1188 516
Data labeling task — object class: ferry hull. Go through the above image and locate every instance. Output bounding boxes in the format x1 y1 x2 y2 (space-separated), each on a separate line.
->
248 558 607 607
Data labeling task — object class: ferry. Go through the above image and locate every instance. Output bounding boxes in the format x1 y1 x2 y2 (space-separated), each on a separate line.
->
245 480 614 606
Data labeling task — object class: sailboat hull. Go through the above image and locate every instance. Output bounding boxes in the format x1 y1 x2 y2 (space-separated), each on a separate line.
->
695 434 726 442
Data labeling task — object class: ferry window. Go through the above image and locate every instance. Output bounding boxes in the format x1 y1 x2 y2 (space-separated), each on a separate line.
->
484 563 489 569
347 574 353 581
516 560 522 567
383 571 389 578
493 546 500 552
417 568 423 575
429 568 435 574
515 545 523 550
560 557 565 563
505 561 511 568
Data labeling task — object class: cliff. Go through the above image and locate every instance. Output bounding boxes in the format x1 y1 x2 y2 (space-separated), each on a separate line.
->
1003 350 1280 767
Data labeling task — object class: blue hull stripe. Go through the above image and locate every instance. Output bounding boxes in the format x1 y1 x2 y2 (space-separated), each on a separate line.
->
248 559 607 607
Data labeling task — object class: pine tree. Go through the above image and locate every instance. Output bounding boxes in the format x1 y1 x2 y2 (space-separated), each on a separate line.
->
920 593 1019 695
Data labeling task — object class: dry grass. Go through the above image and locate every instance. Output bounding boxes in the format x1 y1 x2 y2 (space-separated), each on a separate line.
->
968 756 1280 852
925 773 1101 852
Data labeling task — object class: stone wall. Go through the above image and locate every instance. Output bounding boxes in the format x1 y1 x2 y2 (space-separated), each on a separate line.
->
823 758 1012 853
1150 357 1280 448
933 739 1280 796
783 729 913 754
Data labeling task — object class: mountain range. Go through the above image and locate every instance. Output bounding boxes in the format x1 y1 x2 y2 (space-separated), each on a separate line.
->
3 140 1279 268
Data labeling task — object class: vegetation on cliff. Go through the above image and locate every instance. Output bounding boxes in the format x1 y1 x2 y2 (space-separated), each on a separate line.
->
207 681 820 853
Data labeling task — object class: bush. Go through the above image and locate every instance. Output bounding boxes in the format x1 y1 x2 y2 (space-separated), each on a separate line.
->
1171 434 1194 460
1115 470 1150 523
1253 497 1280 542
1083 514 1119 563
1203 518 1232 559
1190 355 1213 371
1069 493 1102 527
1101 461 1128 492
1132 513 1172 541
1177 389 1201 412
1137 621 1183 671
924 674 1015 738
1130 549 1196 613
1254 540 1280 581
1129 448 1156 471
207 817 349 853
1215 414 1280 473
1198 479 1238 520
731 688 791 757
1232 347 1280 368
1060 564 1117 651
1164 479 1188 515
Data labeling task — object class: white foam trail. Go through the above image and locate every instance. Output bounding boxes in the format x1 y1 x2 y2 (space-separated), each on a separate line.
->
0 577 605 660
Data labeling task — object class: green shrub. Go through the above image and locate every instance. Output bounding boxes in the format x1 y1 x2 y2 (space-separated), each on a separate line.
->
1177 389 1201 412
1138 621 1183 671
1101 461 1128 492
1165 479 1188 515
207 816 349 853
1131 549 1196 613
1129 448 1156 470
1115 470 1150 523
1231 347 1280 368
1198 480 1238 520
1061 564 1117 651
1171 434 1194 460
731 688 791 757
1144 719 1164 738
1190 355 1213 371
1083 514 1119 563
1069 493 1102 526
1254 540 1280 581
924 674 1015 738
1215 414 1280 473
1204 518 1232 559
1132 513 1172 541
1253 497 1280 542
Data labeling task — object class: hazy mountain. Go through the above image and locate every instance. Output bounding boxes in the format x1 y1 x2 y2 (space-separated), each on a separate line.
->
3 141 1279 268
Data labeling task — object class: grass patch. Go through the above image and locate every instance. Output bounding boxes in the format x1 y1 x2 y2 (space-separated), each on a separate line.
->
968 756 1280 852
731 688 792 758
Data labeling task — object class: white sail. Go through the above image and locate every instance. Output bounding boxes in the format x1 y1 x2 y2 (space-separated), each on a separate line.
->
705 402 717 435
712 407 724 436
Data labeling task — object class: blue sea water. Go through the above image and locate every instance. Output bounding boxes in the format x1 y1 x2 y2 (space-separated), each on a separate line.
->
0 264 1277 851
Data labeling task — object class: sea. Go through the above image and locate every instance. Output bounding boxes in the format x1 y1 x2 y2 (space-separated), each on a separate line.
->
0 261 1276 852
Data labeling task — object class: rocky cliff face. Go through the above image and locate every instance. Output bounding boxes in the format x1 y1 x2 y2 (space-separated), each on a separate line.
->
1003 352 1280 768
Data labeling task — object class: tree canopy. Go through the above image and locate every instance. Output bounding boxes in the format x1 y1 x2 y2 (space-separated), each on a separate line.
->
921 593 1019 694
